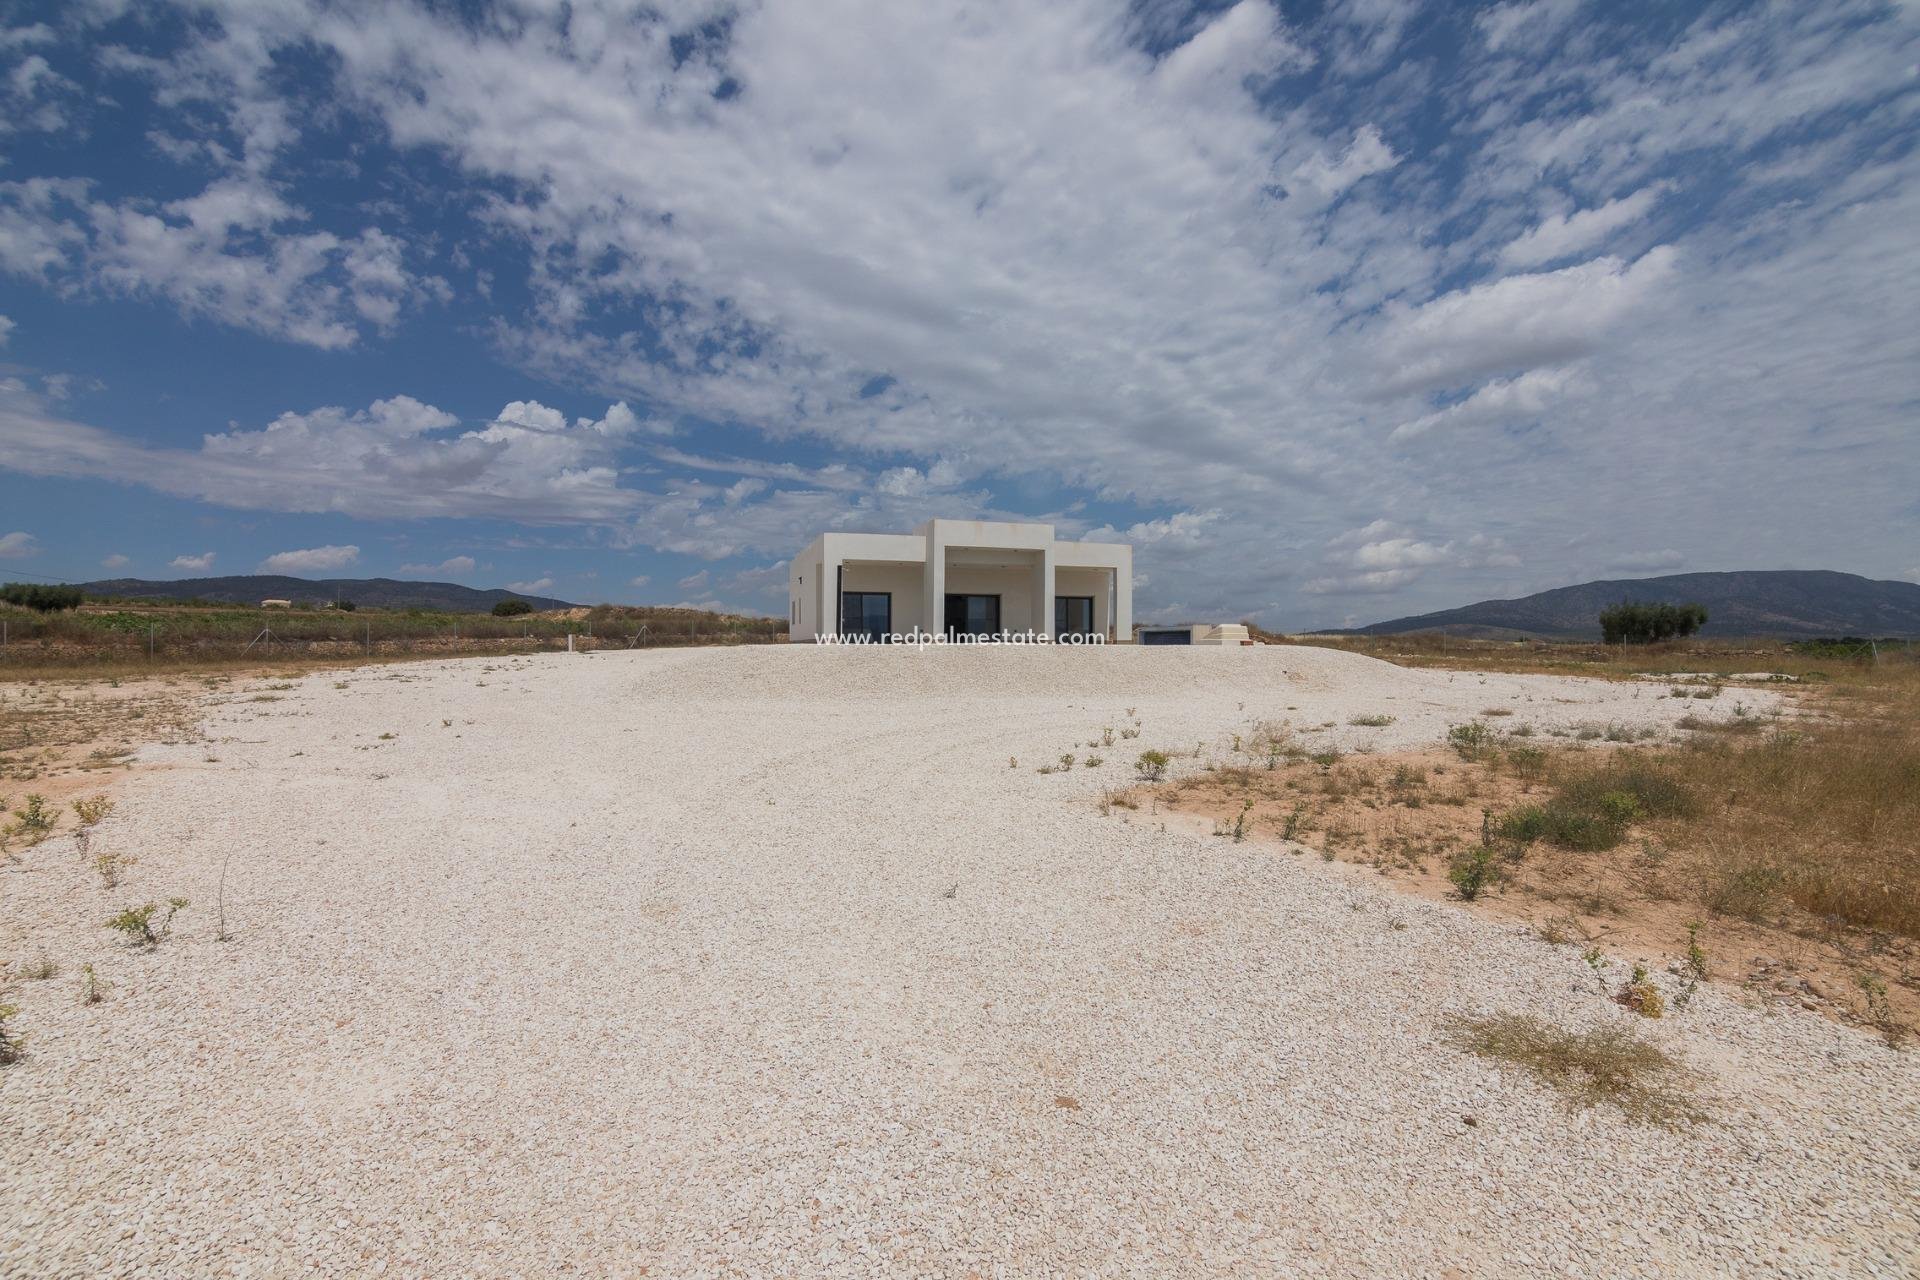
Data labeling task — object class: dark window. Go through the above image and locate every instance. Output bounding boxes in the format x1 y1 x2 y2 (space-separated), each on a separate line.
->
1055 596 1096 638
944 593 1001 637
1138 627 1192 645
840 591 892 640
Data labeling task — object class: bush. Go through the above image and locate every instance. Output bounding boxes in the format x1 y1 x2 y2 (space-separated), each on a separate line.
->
106 898 188 947
1598 601 1708 645
492 598 534 617
1448 847 1500 900
0 583 83 612
1135 749 1170 782
1447 722 1494 758
1557 761 1694 821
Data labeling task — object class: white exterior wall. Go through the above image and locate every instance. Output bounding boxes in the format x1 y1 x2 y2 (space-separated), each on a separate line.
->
943 564 1040 633
840 562 927 634
788 520 1132 642
1054 566 1111 635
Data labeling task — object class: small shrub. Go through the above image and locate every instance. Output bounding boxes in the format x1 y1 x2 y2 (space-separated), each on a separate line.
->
1280 801 1308 841
94 850 137 888
1349 714 1395 727
492 598 533 617
1135 750 1170 782
1084 755 1103 768
1059 753 1075 770
18 953 57 980
1504 745 1547 780
1480 707 1515 717
78 963 103 1006
1448 722 1494 758
5 794 56 845
1535 915 1581 946
1707 862 1781 922
1684 922 1709 981
1231 799 1253 842
1618 965 1665 1018
0 1003 21 1065
1855 973 1905 1048
1448 847 1500 901
72 795 115 827
106 897 188 947
1309 750 1340 767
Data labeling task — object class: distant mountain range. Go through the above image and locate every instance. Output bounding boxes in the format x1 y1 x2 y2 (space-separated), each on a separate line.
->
77 575 578 613
1345 570 1920 639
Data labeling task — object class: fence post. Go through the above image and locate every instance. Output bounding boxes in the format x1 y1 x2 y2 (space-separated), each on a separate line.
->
365 621 371 656
148 623 154 661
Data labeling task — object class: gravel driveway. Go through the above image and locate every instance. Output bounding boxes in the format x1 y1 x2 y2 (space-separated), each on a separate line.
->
3 645 1913 1278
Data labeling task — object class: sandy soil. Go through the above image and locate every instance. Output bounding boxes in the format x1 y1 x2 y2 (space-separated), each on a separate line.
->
2 645 1913 1278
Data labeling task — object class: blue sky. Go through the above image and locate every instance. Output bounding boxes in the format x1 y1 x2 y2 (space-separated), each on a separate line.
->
1 0 1916 626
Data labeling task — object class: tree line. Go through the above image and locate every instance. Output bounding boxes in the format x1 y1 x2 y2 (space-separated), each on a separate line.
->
1598 600 1708 644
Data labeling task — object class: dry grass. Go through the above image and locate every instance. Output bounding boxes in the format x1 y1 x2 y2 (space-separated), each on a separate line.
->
1446 1012 1703 1126
1151 643 1920 1040
1653 665 1920 935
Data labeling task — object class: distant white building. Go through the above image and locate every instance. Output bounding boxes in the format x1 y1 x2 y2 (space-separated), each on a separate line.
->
260 599 293 609
789 519 1131 643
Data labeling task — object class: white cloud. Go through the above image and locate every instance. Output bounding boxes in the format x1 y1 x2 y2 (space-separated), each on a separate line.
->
676 570 711 592
169 552 215 571
100 553 130 569
720 562 791 599
505 577 554 594
0 388 645 522
1391 365 1586 442
399 555 476 577
1304 521 1520 595
0 314 12 345
259 544 359 573
1373 248 1677 395
1291 124 1399 199
0 529 40 558
1500 187 1666 268
627 574 650 588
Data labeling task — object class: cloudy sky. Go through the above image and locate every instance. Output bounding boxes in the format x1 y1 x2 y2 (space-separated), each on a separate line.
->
1 0 1915 624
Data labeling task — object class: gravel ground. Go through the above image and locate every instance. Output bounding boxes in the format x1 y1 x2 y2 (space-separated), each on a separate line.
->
2 644 1913 1278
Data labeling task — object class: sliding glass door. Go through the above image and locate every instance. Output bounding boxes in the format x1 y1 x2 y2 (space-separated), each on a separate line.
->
944 593 1001 638
839 591 892 641
1055 596 1096 640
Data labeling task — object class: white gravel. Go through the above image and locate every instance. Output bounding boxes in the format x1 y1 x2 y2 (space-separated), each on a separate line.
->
3 644 1913 1278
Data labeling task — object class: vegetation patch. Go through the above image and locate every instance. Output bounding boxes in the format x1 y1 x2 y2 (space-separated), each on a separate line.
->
1445 1012 1702 1126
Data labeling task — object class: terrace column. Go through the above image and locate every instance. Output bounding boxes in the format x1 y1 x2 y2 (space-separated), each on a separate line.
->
1113 564 1133 642
819 547 842 639
1034 546 1055 640
922 526 945 640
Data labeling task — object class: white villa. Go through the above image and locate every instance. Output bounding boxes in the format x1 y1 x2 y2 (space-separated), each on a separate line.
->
789 519 1132 643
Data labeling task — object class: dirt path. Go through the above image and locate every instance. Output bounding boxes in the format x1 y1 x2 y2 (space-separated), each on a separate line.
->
2 647 1912 1278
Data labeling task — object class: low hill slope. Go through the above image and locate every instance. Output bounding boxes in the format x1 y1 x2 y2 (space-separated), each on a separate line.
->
77 575 576 613
1351 570 1920 638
